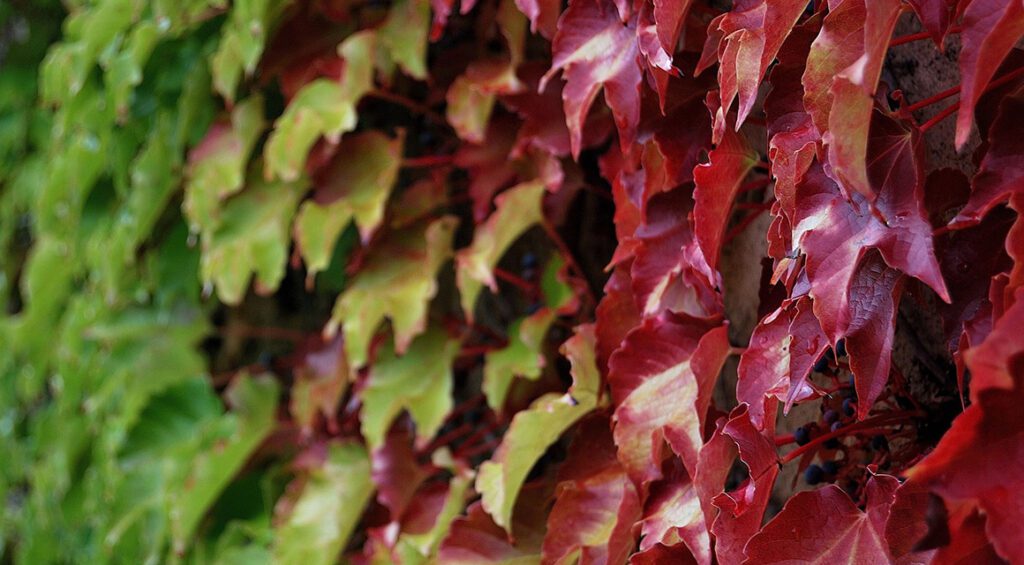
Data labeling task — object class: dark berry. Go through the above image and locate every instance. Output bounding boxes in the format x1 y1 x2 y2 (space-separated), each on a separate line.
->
871 435 889 451
823 409 839 424
835 339 847 358
831 421 843 433
824 437 841 449
794 426 811 446
842 398 856 417
526 302 542 315
813 356 830 374
804 464 824 485
822 460 839 475
520 252 538 270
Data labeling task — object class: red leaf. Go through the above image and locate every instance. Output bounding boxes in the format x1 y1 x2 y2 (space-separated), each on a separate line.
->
954 84 1024 226
542 416 641 565
712 0 808 132
907 0 953 47
845 252 904 420
542 0 643 158
710 405 779 565
736 296 829 429
906 289 1024 563
371 427 431 521
766 14 822 223
885 479 937 563
629 542 698 564
630 189 721 319
514 0 559 38
637 459 711 565
609 312 730 484
652 0 694 61
595 263 642 373
743 474 900 563
823 0 902 202
438 486 547 563
955 0 1024 149
794 149 947 342
693 128 759 271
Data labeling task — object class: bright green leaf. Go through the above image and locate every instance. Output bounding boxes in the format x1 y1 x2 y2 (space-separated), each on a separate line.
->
476 325 601 531
456 181 545 320
263 31 375 182
328 216 458 367
360 327 461 449
272 442 373 565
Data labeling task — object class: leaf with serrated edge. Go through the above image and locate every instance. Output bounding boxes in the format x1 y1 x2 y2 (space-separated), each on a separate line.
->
476 325 601 531
456 181 545 320
272 442 374 565
263 32 375 182
329 216 458 367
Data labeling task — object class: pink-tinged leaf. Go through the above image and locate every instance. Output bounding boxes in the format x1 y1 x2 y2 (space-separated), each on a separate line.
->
743 475 900 564
630 189 722 319
765 14 822 222
652 0 694 60
713 0 808 131
290 335 350 435
710 404 779 565
693 418 737 532
955 0 1024 149
437 490 547 564
600 145 644 266
885 479 937 564
609 313 730 485
793 149 947 342
371 427 431 522
694 13 725 77
822 0 901 202
907 0 953 46
504 63 613 160
1007 194 1024 305
693 127 758 270
954 84 1024 226
737 296 829 429
595 264 642 373
629 543 698 564
542 416 641 564
454 115 520 223
845 252 904 420
638 75 714 189
931 506 1006 565
542 0 642 158
802 0 864 137
638 460 711 565
905 289 1024 563
514 0 559 38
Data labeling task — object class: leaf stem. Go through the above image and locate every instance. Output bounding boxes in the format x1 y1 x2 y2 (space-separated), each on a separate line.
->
780 411 921 464
493 267 538 294
919 66 1024 133
889 26 961 47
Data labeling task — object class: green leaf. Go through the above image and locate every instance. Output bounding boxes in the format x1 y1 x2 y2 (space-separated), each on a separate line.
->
263 31 375 182
456 181 545 320
200 172 306 304
210 0 287 102
169 373 280 553
272 442 374 565
476 324 601 531
184 96 266 234
294 129 404 276
360 327 461 450
483 256 577 410
378 0 430 80
105 20 161 118
328 216 458 367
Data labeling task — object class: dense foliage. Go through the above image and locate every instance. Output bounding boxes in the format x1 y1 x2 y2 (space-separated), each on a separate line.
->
2 0 1024 562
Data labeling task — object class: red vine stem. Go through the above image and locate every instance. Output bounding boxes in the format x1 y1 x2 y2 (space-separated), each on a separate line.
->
780 411 922 464
366 89 449 126
493 267 538 294
920 66 1024 133
889 26 961 47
